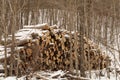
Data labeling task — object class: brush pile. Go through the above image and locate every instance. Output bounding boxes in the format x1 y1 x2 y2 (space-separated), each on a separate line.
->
0 23 111 76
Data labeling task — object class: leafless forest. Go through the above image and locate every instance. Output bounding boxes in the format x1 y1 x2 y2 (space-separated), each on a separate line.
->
0 0 120 80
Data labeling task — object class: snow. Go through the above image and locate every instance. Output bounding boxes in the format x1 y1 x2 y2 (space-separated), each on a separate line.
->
2 23 49 41
23 23 48 29
49 70 64 78
0 70 67 80
0 51 11 59
0 65 4 70
13 28 51 40
4 77 17 80
64 34 70 38
0 76 27 80
0 45 11 59
2 23 70 41
0 46 5 51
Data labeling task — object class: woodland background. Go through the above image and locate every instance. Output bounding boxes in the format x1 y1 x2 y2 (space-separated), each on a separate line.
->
0 0 120 79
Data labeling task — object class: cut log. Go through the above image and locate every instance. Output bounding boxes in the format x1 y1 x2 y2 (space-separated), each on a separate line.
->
23 23 50 30
7 39 31 47
26 48 32 57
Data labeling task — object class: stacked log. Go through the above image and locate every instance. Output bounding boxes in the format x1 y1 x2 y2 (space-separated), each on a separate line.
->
83 37 111 70
1 24 111 76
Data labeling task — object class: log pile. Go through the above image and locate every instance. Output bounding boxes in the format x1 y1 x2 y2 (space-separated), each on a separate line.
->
1 24 111 76
83 37 111 70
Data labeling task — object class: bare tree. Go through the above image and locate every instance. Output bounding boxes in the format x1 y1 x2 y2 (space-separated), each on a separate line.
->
2 0 8 77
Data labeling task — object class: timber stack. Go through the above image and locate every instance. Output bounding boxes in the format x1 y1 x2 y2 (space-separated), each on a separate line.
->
1 23 111 76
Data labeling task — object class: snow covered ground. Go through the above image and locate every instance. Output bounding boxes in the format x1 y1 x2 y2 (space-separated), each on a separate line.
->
0 69 119 80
